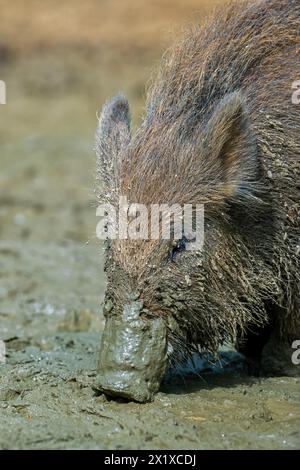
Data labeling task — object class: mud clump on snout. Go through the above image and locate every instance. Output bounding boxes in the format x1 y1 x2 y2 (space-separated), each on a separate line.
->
96 301 168 402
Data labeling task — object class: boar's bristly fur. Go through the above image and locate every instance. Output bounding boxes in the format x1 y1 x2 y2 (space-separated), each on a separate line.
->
96 0 300 374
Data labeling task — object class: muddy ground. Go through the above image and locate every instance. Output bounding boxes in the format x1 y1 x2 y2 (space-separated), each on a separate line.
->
0 0 299 450
0 241 299 449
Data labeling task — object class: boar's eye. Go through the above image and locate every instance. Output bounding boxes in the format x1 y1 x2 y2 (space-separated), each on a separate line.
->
171 237 186 260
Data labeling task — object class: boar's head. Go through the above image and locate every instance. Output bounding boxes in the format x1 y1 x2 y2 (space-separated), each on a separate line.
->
94 93 273 402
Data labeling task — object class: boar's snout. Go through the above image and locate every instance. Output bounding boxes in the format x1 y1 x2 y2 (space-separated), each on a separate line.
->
95 300 168 402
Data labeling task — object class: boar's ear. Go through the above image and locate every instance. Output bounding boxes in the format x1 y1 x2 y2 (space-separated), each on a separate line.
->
204 91 258 199
95 95 131 194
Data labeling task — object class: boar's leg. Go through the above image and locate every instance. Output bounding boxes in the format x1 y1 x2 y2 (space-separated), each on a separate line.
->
261 332 300 377
261 299 300 377
236 323 272 375
237 300 300 377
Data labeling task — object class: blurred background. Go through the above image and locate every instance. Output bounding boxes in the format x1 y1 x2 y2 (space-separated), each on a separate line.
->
0 0 222 336
0 0 222 244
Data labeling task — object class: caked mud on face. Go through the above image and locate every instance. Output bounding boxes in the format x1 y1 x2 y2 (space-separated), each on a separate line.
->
96 299 168 402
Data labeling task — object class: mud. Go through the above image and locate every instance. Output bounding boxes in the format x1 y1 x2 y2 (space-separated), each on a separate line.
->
97 301 168 402
0 242 299 449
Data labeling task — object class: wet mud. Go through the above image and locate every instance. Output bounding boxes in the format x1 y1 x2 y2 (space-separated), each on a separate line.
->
0 242 299 449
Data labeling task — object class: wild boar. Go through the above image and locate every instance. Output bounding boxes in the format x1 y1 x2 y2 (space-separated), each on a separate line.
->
95 0 300 402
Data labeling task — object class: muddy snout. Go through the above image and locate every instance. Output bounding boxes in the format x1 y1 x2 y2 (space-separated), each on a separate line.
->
95 300 168 403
